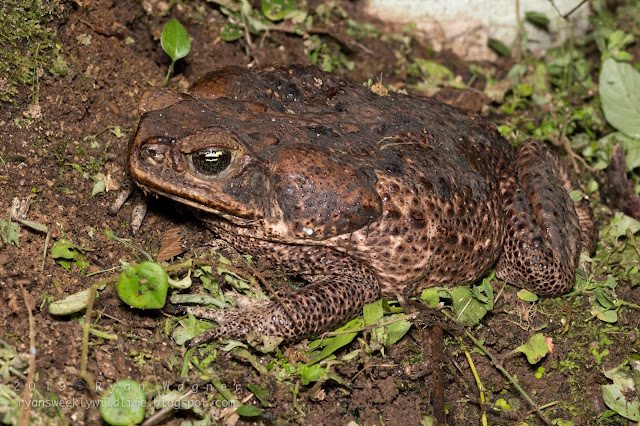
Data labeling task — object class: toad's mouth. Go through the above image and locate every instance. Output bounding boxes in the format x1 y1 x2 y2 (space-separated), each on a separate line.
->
133 180 259 222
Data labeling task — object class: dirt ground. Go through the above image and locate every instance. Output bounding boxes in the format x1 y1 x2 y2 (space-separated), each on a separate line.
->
1 1 639 425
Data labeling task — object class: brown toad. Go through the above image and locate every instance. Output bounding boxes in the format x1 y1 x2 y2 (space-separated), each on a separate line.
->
127 65 595 347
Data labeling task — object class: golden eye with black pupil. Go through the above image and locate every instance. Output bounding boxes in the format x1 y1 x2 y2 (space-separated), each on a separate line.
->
190 148 232 176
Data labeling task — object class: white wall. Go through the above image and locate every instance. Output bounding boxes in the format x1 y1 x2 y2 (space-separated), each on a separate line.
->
365 0 591 60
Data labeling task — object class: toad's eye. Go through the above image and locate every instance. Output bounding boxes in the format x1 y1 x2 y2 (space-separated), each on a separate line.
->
190 148 232 176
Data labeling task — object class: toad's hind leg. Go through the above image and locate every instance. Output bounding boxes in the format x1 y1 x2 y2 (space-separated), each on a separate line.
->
495 139 596 296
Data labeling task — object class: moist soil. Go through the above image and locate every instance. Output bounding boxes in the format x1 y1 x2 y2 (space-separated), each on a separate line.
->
1 1 638 425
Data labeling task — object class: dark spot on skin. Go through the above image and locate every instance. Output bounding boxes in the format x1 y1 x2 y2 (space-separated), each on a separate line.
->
386 163 403 175
306 125 338 137
435 175 452 199
408 210 426 229
384 209 402 220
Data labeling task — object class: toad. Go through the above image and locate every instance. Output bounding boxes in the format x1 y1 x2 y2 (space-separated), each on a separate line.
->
127 65 595 347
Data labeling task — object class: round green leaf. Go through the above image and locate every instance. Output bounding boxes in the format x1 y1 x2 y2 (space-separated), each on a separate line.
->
262 0 295 21
161 19 191 61
117 262 168 309
100 379 146 425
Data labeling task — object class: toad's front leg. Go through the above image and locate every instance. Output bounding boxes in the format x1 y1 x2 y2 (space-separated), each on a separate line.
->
184 261 381 347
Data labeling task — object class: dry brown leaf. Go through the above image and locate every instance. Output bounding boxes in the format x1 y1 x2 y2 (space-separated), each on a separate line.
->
157 227 185 261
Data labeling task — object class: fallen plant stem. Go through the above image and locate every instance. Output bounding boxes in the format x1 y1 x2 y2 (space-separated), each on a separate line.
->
106 230 153 261
457 336 487 426
231 348 270 375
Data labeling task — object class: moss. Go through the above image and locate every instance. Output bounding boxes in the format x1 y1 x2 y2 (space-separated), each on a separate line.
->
0 0 67 103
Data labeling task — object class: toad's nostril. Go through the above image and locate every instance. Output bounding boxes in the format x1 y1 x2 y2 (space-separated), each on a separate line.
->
140 136 174 162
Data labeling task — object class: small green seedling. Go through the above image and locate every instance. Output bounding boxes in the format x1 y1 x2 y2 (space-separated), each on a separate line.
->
117 261 168 309
262 0 296 21
160 19 191 87
51 239 92 273
100 379 146 425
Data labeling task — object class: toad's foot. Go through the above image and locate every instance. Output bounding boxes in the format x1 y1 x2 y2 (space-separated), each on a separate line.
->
184 265 381 348
496 139 596 295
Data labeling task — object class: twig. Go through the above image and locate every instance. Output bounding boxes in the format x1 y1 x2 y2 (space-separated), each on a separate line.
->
559 115 580 174
562 0 588 19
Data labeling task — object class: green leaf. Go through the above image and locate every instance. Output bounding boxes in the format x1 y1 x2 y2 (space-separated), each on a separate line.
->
569 190 584 202
262 0 296 21
220 21 243 42
117 262 168 309
161 19 191 61
602 362 640 420
100 379 146 425
307 318 363 365
51 239 80 260
49 289 90 315
613 51 633 62
386 315 412 346
607 212 640 238
494 397 513 411
516 83 532 97
593 287 616 309
421 288 440 307
91 178 106 196
596 309 618 323
0 217 19 247
599 58 640 137
517 289 539 302
14 218 48 233
488 38 511 57
236 404 263 417
511 333 551 364
448 285 493 326
246 384 271 407
51 239 92 273
299 363 327 385
525 11 549 30
363 299 383 324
